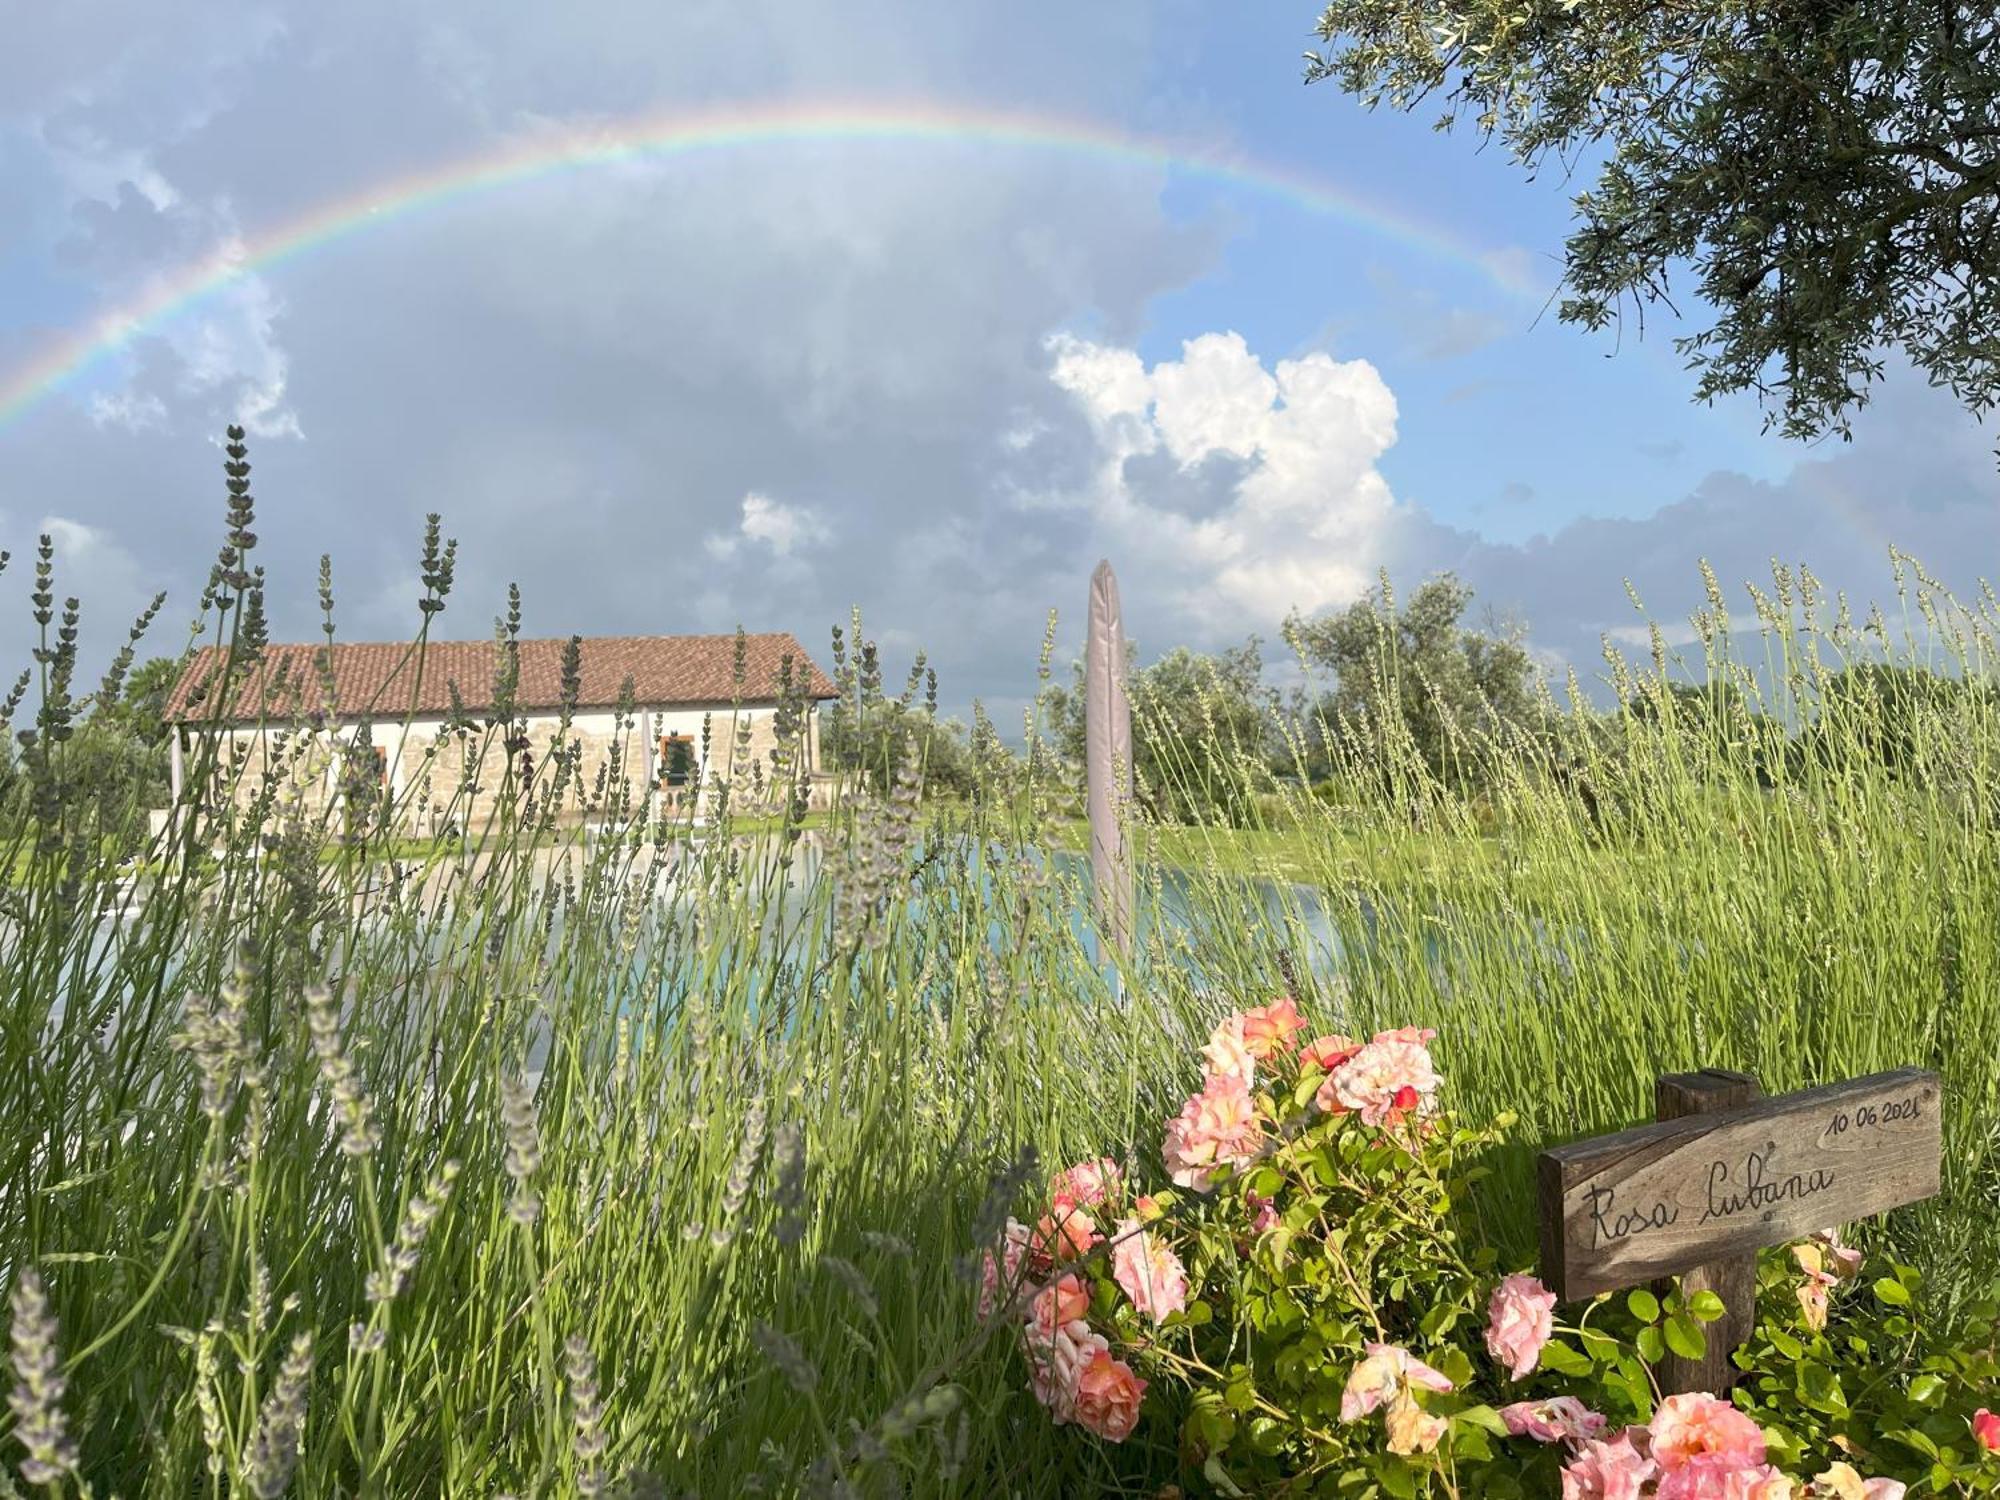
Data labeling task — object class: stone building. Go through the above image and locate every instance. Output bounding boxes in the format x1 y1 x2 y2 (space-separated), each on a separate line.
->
160 632 837 832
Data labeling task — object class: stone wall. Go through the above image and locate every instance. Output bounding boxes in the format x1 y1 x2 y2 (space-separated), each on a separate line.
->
178 701 827 833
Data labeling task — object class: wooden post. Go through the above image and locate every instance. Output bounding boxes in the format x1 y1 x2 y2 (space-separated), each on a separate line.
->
1654 1069 1762 1395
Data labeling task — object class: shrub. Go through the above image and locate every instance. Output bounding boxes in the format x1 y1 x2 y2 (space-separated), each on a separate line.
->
984 1000 2000 1496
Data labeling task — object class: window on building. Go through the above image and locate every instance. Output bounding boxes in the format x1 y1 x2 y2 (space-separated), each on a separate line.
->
659 733 696 789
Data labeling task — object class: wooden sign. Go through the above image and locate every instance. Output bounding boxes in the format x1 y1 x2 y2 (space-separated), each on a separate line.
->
1538 1066 1941 1302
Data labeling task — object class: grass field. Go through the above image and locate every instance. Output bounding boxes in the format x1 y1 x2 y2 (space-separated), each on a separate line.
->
3 552 1997 1496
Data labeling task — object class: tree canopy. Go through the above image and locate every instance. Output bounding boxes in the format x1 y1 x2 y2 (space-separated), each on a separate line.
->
1306 2 2000 451
1797 659 2000 773
1288 572 1538 788
90 655 182 748
1044 639 1278 824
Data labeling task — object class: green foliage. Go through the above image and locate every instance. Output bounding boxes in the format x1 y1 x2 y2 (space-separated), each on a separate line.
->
1285 571 1538 792
1026 1032 1996 1493
1044 638 1280 825
1306 0 2000 455
1796 661 2000 780
1733 1256 2000 1494
820 622 1009 800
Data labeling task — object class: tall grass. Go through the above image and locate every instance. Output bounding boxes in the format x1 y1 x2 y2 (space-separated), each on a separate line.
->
0 449 1220 1497
1 440 1995 1496
1144 554 2000 1312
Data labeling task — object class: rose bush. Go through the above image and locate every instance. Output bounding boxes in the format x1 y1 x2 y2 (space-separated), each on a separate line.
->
975 1001 2000 1496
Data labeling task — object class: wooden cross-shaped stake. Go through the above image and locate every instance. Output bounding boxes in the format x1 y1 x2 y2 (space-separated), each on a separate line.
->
1537 1066 1942 1394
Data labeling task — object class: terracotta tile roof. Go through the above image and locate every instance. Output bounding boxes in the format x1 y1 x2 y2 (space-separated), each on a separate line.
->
163 632 837 724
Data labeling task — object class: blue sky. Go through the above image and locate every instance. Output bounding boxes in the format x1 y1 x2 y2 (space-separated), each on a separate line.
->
0 1 1992 722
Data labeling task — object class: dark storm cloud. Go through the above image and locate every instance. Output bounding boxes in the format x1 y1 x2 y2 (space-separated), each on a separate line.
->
3 1 1994 729
0 0 1219 712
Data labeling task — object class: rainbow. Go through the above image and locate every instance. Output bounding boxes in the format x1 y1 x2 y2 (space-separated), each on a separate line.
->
0 98 1542 431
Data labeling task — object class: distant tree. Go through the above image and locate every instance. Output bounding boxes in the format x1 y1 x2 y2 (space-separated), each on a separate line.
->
1305 2 2000 456
1288 573 1537 789
1043 638 1279 824
1625 677 1774 778
815 625 1009 803
102 655 184 748
1795 661 2000 775
0 678 175 856
821 700 980 799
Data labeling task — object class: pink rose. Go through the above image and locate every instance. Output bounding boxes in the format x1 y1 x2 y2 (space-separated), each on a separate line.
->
1031 1202 1101 1267
1486 1273 1557 1379
1245 1189 1279 1233
1300 1033 1362 1072
1339 1343 1453 1422
977 1218 1033 1320
1025 1321 1103 1422
1975 1408 2000 1452
1072 1347 1147 1442
1862 1482 1907 1500
1162 1073 1262 1192
1323 1035 1440 1126
1050 1157 1121 1210
1650 1393 1767 1472
1373 1024 1438 1046
1812 1227 1864 1280
1562 1434 1657 1500
1385 1393 1449 1456
1111 1219 1189 1323
1500 1395 1608 1445
1026 1274 1090 1342
1656 1457 1793 1498
1200 1014 1257 1084
1240 997 1307 1059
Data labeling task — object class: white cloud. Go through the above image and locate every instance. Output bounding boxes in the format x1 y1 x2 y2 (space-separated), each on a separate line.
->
170 270 302 439
740 492 828 555
42 516 110 557
89 389 168 433
41 131 181 212
1604 621 1702 650
1043 329 1401 632
705 492 830 561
